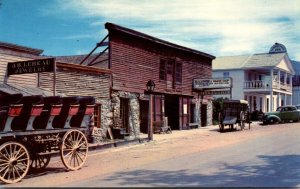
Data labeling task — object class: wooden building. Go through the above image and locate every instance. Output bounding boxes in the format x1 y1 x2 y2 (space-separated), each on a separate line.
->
0 42 112 140
101 23 215 136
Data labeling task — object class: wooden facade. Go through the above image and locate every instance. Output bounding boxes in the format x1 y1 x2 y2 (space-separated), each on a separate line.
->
105 23 215 132
0 42 112 131
0 42 42 89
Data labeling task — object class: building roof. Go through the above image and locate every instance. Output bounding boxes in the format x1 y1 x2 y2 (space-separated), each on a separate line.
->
0 41 43 55
291 60 300 73
105 22 215 60
54 53 108 68
213 52 287 70
0 83 53 96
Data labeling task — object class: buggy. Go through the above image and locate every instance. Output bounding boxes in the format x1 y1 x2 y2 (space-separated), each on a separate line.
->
218 99 251 132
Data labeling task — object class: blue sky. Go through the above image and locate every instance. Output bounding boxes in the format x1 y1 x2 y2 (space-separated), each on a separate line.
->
0 0 299 60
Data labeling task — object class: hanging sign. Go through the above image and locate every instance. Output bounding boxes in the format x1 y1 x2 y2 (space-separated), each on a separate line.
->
7 58 55 76
193 77 232 90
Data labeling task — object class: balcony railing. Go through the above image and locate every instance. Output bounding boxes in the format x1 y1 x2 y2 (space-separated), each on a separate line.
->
244 80 292 92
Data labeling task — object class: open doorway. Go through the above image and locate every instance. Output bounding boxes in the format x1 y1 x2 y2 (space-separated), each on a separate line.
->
139 100 149 134
165 95 179 130
201 104 207 126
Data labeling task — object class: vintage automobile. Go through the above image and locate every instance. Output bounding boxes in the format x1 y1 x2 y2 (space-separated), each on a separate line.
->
261 105 300 124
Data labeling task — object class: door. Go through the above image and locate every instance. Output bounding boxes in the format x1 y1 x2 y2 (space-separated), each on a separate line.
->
179 97 190 130
201 104 207 126
120 98 129 132
280 106 298 121
165 95 179 130
139 100 149 133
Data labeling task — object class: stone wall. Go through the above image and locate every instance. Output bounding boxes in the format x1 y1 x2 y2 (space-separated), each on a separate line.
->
207 100 213 126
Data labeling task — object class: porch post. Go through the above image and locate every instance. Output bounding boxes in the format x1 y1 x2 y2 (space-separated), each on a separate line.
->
278 70 281 89
285 72 287 85
278 93 281 107
270 68 274 111
290 75 293 86
284 93 287 106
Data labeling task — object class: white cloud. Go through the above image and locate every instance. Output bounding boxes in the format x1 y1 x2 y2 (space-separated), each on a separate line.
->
56 0 300 59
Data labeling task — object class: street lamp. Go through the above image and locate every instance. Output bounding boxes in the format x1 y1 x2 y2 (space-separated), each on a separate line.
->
146 80 155 140
146 80 155 92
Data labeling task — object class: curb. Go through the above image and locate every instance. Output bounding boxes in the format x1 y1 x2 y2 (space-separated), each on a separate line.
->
88 137 148 152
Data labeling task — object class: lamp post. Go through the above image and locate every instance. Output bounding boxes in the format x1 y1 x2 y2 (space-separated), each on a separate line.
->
146 80 155 141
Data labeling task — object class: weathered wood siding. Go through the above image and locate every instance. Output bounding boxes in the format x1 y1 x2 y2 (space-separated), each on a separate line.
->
0 52 38 87
109 31 212 95
39 63 111 99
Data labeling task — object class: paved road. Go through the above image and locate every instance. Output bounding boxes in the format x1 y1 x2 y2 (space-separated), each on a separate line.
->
5 122 300 187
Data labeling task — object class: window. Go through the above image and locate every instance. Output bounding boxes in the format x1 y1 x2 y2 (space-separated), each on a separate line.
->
159 58 182 84
175 62 182 83
223 72 229 77
159 59 166 80
94 103 101 128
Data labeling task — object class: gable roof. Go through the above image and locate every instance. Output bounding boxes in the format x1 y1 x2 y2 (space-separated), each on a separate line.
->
212 55 250 70
243 53 286 68
213 52 295 74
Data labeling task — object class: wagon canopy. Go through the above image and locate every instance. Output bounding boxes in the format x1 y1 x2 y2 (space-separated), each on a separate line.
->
224 99 249 105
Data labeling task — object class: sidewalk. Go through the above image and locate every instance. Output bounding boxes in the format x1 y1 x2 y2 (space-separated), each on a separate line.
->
88 125 217 152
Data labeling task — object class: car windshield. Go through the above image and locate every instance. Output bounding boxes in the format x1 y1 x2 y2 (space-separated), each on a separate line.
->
296 105 300 110
276 107 282 111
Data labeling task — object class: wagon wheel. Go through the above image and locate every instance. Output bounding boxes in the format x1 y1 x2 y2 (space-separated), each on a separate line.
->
29 153 51 172
60 129 88 171
240 111 245 130
218 112 224 132
0 141 30 184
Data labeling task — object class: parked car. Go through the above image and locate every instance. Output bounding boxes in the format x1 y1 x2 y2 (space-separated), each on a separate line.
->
295 104 300 110
261 105 300 124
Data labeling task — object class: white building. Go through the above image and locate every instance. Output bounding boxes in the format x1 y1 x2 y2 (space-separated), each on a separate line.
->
212 43 295 113
292 60 300 105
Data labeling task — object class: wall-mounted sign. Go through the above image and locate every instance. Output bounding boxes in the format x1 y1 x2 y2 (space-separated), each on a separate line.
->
193 78 232 90
199 89 231 95
7 58 55 76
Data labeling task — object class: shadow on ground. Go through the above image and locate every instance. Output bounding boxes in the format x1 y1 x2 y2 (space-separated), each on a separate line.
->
103 154 300 187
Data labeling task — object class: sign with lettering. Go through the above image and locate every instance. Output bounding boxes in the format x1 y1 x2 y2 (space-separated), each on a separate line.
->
193 78 232 90
7 58 55 76
198 89 231 95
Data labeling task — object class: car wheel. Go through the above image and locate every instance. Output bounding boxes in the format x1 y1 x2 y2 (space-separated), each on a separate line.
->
268 117 277 124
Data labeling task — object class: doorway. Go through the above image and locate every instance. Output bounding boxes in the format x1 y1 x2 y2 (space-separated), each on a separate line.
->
165 95 179 130
139 100 149 134
201 104 207 126
120 98 129 132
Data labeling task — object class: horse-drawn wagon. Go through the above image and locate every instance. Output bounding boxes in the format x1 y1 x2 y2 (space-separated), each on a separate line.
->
218 99 251 132
0 93 95 184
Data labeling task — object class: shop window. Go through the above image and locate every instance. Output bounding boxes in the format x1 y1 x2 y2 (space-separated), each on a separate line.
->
94 103 101 128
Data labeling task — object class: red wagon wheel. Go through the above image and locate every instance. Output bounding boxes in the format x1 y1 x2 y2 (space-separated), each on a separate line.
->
0 141 30 184
60 129 88 171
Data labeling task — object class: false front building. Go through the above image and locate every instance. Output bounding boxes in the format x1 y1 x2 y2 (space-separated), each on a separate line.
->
103 23 215 136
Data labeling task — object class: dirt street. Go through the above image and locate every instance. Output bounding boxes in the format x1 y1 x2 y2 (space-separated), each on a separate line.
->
5 122 296 187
